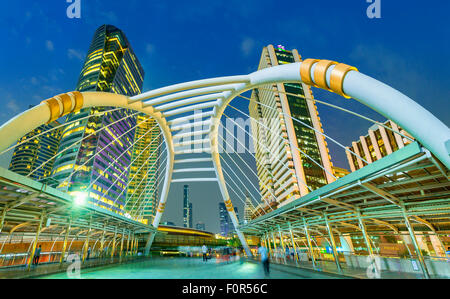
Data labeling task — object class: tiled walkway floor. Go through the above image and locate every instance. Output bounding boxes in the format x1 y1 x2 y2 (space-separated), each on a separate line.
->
39 257 341 279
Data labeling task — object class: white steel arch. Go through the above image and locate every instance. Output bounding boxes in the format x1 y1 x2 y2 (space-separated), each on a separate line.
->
0 59 449 257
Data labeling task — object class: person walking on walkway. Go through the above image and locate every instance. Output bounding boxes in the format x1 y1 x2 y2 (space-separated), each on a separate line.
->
258 243 270 277
33 245 42 266
202 244 208 262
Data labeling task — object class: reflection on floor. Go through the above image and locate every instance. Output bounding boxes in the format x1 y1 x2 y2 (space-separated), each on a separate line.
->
39 257 342 279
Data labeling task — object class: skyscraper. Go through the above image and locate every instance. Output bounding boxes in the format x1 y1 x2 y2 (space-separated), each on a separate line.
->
126 115 161 224
183 185 193 228
196 222 205 231
9 117 62 182
243 195 253 223
219 202 238 236
50 25 145 216
346 120 414 172
249 44 335 210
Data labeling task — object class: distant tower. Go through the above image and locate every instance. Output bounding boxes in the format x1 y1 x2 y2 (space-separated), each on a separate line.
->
183 185 192 228
243 195 253 223
196 222 206 231
219 202 229 236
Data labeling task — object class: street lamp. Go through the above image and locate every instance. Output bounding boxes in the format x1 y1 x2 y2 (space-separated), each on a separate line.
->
73 192 88 206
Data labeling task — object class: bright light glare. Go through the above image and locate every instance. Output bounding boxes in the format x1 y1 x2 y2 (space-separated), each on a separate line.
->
74 192 88 206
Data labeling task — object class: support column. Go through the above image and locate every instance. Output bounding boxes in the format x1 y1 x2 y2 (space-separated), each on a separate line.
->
303 219 316 269
82 217 92 263
278 225 287 264
324 214 342 273
0 205 7 233
288 222 299 263
401 204 430 279
266 233 272 257
357 210 374 256
111 227 117 259
59 218 72 265
27 212 45 270
271 231 278 262
126 231 130 257
119 228 125 260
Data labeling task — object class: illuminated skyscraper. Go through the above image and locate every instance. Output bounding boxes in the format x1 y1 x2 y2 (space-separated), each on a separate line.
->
243 195 253 223
249 45 335 209
125 115 161 224
9 116 62 182
50 25 145 215
219 202 238 236
183 185 192 228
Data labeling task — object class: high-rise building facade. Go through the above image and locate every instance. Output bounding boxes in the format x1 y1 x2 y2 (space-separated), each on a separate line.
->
346 120 414 172
50 25 145 216
219 202 238 236
125 115 161 224
243 195 253 223
249 45 335 210
196 222 206 231
9 119 62 182
183 185 193 228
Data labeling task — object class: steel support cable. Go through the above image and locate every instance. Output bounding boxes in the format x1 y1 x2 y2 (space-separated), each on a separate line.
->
86 126 160 192
0 107 123 157
62 112 148 187
120 147 167 210
237 93 370 165
217 141 271 214
217 126 292 210
256 87 414 142
217 154 263 216
128 154 168 218
226 104 337 180
133 158 167 219
28 110 140 178
129 159 166 219
221 170 263 218
218 118 313 213
222 112 314 193
133 162 168 222
114 145 167 208
101 135 166 208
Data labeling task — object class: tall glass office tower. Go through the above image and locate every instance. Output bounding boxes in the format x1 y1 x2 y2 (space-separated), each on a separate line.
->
183 185 193 228
249 45 335 209
126 115 161 224
9 117 62 182
50 25 145 216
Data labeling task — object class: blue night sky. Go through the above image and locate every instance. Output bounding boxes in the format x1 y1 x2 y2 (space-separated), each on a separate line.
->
0 0 448 233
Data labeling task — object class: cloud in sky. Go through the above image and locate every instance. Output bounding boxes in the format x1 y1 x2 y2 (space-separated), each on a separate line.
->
145 43 155 54
68 48 85 61
241 38 255 57
45 40 54 51
7 99 20 113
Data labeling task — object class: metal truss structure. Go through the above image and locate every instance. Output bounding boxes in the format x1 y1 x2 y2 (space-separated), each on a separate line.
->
0 59 448 269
